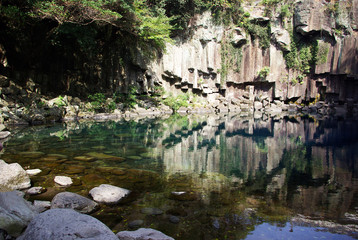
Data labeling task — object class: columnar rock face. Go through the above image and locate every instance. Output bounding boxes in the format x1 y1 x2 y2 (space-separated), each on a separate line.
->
145 0 358 106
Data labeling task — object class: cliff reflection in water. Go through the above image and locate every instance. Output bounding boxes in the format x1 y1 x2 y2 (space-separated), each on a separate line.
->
158 114 358 219
2 113 358 238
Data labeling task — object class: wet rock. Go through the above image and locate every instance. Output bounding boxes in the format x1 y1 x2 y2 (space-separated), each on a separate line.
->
18 151 45 158
213 219 220 229
0 191 38 237
128 220 144 229
0 160 31 190
97 167 127 176
0 131 10 139
66 165 86 174
169 191 198 201
33 200 51 213
89 184 131 204
54 176 73 186
74 156 96 162
141 207 164 215
82 173 107 186
26 169 42 176
86 152 125 162
17 209 118 240
47 153 68 159
116 228 174 240
26 187 46 195
169 215 180 224
51 192 98 214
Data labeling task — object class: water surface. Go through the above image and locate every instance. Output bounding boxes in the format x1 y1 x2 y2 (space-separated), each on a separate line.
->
2 113 358 239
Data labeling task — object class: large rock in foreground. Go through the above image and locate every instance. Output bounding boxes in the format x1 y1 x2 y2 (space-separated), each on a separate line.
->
0 160 31 190
116 228 175 240
51 192 98 214
89 184 130 204
17 209 118 240
0 191 38 237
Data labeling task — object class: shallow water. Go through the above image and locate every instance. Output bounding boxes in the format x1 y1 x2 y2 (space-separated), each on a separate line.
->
2 113 358 239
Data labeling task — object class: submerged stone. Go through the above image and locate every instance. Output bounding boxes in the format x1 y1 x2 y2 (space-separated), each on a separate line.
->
127 156 142 160
18 151 45 158
65 165 86 174
169 215 180 224
86 152 125 162
47 154 68 159
74 155 96 162
141 207 164 215
128 219 144 229
169 191 199 201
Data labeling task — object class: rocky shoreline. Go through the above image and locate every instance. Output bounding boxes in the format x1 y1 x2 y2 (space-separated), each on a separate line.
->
1 90 358 130
0 159 175 239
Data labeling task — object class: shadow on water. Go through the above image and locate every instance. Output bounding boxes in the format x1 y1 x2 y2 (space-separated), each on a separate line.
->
2 113 358 239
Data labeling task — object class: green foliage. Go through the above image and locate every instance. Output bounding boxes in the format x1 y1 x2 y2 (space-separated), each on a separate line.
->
220 36 243 84
315 41 330 65
31 0 123 25
257 66 270 80
54 96 66 107
284 31 316 73
134 0 173 51
88 92 117 112
152 85 165 97
280 4 292 20
113 86 138 109
291 74 304 86
88 93 107 112
50 23 98 52
261 0 281 17
211 0 245 26
240 18 271 49
163 93 190 111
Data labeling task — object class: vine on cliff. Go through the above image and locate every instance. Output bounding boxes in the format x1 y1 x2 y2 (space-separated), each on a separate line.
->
220 32 243 85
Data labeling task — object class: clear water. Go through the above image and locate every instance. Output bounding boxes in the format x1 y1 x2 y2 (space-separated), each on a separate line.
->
1 113 358 239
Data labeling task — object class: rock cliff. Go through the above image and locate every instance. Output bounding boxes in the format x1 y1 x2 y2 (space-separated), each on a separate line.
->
137 0 358 109
0 0 357 118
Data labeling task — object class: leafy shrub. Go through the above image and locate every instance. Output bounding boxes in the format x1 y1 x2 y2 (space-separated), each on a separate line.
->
257 66 270 80
54 96 66 107
113 86 138 109
88 93 106 112
163 93 190 111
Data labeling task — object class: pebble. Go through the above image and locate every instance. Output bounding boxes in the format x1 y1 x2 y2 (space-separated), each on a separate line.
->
54 176 73 186
26 169 42 176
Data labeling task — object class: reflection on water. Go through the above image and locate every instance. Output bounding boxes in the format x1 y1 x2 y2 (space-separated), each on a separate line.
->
2 113 358 239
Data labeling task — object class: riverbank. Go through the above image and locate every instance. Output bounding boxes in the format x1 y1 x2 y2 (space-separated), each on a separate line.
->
1 89 358 130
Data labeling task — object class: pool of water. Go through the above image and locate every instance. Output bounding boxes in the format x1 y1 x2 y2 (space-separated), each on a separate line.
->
1 113 358 239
